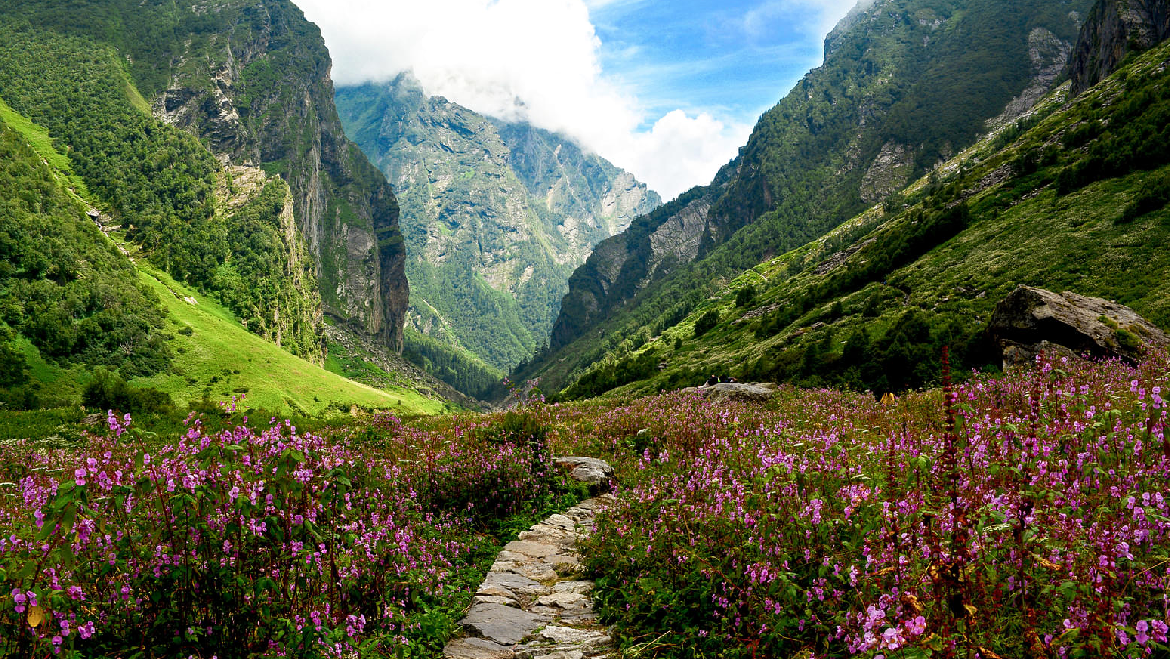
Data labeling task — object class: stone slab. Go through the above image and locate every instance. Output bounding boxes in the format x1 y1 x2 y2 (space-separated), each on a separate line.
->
445 637 516 659
460 603 550 646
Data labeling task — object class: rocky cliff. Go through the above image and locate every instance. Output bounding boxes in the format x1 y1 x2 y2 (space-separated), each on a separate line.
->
336 75 659 369
1070 0 1170 93
548 181 728 352
146 0 408 352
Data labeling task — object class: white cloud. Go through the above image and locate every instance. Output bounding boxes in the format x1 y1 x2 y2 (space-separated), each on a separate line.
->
291 0 852 200
738 0 861 48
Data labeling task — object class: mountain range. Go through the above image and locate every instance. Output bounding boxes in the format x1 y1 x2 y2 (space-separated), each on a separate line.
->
335 75 659 393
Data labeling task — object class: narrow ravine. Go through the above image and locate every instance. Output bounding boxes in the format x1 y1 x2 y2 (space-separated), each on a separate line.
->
444 459 615 659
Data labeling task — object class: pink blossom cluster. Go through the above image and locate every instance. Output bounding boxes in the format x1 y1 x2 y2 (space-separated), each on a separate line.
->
569 353 1170 657
0 408 562 656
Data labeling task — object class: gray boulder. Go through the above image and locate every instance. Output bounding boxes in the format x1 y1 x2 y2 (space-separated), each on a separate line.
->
989 285 1169 369
681 382 778 403
553 457 613 486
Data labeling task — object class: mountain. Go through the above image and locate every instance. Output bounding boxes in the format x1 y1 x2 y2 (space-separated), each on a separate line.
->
0 99 442 415
548 3 1170 400
335 75 660 379
0 0 455 412
336 76 660 377
522 0 1095 395
0 0 408 360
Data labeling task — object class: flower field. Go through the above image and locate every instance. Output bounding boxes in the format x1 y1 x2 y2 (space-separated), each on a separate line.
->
3 352 1170 658
546 353 1170 658
0 400 583 657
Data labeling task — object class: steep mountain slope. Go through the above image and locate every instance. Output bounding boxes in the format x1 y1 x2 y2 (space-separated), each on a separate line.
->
0 0 408 357
526 0 1094 393
0 111 170 395
0 103 441 415
556 33 1170 400
336 75 660 374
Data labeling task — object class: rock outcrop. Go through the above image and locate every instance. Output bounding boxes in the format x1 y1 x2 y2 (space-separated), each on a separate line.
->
682 382 779 403
989 286 1170 368
151 0 408 353
1070 0 1170 94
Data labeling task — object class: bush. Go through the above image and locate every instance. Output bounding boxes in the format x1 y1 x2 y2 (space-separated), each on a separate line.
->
1118 170 1170 224
694 310 720 338
0 325 28 388
81 367 173 414
735 285 756 308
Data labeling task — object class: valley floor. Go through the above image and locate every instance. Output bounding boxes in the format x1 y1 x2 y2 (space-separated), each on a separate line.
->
1 352 1168 658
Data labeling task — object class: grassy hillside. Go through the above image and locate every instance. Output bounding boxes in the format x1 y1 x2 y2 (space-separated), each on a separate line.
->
0 95 442 416
132 265 443 416
552 38 1170 400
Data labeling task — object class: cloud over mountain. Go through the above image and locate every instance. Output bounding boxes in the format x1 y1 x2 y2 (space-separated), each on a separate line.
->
293 0 856 199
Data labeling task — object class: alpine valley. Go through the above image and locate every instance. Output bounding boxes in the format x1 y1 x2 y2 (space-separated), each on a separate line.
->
2 0 1170 657
336 75 660 395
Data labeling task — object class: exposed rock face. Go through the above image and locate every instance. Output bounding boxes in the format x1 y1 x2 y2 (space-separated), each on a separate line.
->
860 141 915 203
548 184 724 352
1070 0 1170 94
989 286 1170 368
987 28 1074 131
335 75 659 369
151 0 407 353
215 165 326 362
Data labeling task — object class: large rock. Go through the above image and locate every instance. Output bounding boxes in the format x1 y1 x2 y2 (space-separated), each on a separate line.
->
681 382 778 403
553 457 613 486
989 285 1170 368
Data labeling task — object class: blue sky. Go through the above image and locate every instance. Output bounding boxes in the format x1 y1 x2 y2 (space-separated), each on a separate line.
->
588 0 852 131
294 0 858 200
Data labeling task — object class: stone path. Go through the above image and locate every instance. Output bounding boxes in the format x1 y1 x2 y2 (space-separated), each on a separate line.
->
444 460 615 659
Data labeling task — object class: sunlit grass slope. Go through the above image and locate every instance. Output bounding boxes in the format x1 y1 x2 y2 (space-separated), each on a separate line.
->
133 265 444 416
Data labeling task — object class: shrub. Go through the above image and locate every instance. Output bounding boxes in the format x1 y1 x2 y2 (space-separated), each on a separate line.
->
735 285 756 308
693 310 719 338
81 367 173 415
